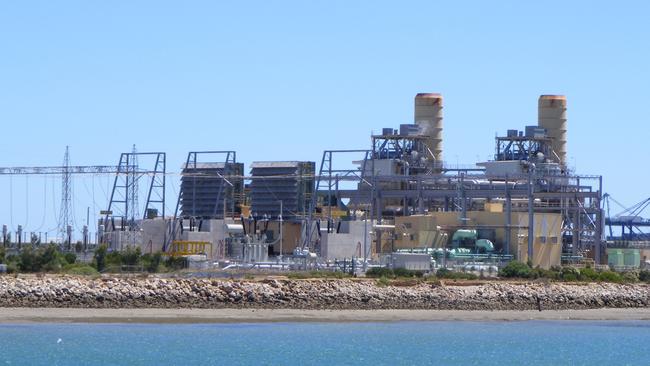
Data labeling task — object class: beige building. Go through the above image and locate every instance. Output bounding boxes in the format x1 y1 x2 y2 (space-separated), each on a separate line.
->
393 211 563 269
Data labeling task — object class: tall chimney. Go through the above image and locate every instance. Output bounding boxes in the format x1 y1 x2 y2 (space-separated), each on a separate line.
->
538 95 567 167
414 93 443 164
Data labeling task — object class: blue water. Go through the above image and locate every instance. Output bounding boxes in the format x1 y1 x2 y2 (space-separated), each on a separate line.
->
1 321 648 365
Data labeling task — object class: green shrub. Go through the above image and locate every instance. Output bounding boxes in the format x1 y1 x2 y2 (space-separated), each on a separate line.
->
0 247 5 264
562 273 578 282
598 270 622 283
639 270 650 282
4 255 20 273
561 267 580 281
530 267 560 280
499 261 531 278
64 253 77 265
141 252 163 273
393 268 424 278
436 268 478 280
621 271 639 283
165 256 187 271
121 246 142 266
365 267 394 278
106 251 123 267
5 261 19 274
41 255 67 272
436 268 452 278
93 244 108 272
376 276 391 287
19 246 39 272
578 267 599 281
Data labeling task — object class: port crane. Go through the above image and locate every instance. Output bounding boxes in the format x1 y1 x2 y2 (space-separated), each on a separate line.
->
603 193 650 241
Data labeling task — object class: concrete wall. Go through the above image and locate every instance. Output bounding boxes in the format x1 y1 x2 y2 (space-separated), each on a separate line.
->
320 221 369 260
395 215 443 249
140 219 168 253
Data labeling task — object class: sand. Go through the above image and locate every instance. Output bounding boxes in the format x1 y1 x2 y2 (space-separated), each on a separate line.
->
1 307 650 323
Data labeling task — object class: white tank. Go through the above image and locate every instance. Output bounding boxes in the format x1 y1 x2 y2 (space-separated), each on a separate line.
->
414 93 443 164
538 95 567 167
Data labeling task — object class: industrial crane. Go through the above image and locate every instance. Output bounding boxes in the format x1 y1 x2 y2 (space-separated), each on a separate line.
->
603 193 650 241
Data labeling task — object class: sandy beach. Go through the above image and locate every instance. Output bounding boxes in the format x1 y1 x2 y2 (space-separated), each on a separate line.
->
2 307 650 323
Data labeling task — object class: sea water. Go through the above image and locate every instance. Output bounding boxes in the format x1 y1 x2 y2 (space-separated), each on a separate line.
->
0 321 648 365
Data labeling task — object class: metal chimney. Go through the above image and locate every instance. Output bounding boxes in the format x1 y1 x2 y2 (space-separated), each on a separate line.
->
414 93 443 164
538 95 567 167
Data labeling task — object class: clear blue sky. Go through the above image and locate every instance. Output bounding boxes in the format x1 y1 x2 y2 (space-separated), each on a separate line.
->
0 1 648 238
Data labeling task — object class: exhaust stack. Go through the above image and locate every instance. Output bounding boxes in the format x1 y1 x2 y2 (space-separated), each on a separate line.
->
414 93 443 164
538 95 567 167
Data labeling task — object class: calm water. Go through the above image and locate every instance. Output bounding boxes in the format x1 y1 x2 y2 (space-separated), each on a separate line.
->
0 321 648 365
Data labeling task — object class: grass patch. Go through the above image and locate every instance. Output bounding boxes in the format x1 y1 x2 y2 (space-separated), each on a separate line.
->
375 276 391 287
62 263 99 276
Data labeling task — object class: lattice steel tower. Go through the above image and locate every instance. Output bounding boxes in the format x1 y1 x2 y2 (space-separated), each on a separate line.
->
58 146 73 242
128 144 139 222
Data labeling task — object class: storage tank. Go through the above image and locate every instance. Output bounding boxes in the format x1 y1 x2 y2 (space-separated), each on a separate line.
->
538 95 567 167
623 249 641 268
607 249 624 268
414 93 443 164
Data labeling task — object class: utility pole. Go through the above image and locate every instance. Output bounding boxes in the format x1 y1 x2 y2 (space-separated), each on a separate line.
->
363 208 368 271
279 200 283 264
528 165 536 263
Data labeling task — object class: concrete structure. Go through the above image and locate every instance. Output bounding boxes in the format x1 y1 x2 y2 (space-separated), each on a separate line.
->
394 215 447 249
102 218 230 260
320 220 370 260
538 95 567 166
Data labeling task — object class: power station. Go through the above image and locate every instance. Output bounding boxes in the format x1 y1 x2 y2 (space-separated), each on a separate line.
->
2 93 647 273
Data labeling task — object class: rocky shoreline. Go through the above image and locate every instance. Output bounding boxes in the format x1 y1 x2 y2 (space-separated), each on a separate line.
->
0 275 649 310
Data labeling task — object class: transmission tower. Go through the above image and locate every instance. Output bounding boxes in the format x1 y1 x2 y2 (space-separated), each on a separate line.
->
58 146 73 243
128 144 139 222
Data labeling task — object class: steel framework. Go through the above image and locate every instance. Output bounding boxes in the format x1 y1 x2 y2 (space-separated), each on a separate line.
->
106 152 166 224
304 150 604 263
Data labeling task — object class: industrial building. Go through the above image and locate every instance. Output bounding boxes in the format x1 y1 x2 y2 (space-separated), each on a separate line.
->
300 93 602 269
179 151 244 219
96 92 605 271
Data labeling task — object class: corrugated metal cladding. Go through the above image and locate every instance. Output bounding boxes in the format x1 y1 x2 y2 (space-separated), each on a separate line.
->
250 161 315 220
180 162 244 218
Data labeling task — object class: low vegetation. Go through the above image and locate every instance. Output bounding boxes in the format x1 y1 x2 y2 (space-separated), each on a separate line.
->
434 268 479 280
365 267 426 279
0 244 186 275
286 271 351 279
498 260 649 283
3 245 650 284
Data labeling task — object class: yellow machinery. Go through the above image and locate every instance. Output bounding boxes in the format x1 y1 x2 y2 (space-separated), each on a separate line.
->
169 241 212 257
